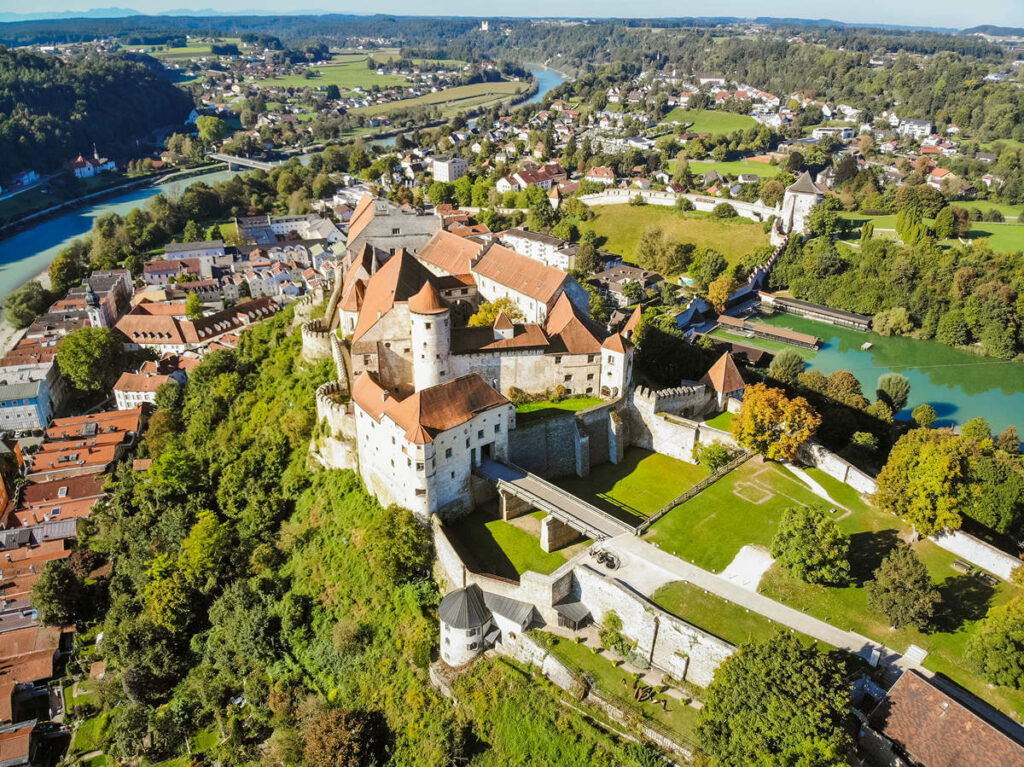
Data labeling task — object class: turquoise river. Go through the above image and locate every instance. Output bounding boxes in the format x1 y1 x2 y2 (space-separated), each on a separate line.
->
755 313 1024 434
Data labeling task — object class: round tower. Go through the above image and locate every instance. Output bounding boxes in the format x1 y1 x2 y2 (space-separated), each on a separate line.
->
408 282 450 392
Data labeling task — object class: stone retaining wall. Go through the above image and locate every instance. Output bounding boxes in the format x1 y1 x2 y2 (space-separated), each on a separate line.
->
578 188 780 224
797 441 876 494
931 530 1022 580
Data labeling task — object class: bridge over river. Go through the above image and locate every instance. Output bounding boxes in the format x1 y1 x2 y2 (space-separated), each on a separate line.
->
207 153 285 171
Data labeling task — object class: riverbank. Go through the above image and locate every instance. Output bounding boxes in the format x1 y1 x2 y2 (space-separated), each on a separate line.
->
0 266 51 356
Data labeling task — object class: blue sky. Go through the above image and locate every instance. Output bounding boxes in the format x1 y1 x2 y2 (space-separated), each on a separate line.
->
11 1 1024 30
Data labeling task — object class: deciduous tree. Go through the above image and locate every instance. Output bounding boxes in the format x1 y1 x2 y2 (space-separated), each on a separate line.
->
697 633 852 766
768 349 805 384
770 506 851 585
468 298 524 327
57 326 126 392
866 545 940 629
967 598 1024 689
876 373 911 412
732 383 821 461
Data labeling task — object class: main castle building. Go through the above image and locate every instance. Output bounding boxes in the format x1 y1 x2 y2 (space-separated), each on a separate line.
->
315 195 635 520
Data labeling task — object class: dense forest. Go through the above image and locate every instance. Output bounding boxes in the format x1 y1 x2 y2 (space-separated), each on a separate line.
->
0 47 192 178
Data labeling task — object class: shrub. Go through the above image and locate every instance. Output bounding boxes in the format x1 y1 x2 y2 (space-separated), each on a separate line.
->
711 202 737 218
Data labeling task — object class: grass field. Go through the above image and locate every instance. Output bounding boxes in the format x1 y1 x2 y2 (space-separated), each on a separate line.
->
447 511 576 578
264 59 408 90
149 37 243 60
536 631 699 742
516 396 603 424
555 448 707 523
840 211 1024 254
644 458 859 571
688 159 783 178
353 81 527 117
652 581 818 647
579 205 769 267
661 109 757 134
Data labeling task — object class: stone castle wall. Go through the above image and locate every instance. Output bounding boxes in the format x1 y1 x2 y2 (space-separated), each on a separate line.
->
508 399 622 479
577 188 780 224
574 565 734 686
301 319 332 361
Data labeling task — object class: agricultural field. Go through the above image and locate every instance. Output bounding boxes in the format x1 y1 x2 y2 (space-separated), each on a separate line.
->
661 108 757 134
688 159 783 178
579 204 770 266
352 81 528 117
263 58 408 90
147 37 244 60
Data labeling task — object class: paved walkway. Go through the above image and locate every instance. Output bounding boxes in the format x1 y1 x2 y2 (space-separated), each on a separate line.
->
719 545 774 591
608 534 908 668
477 459 634 541
605 534 1024 741
786 463 839 506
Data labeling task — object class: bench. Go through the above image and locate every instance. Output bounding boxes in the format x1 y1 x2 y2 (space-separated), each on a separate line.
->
951 560 972 574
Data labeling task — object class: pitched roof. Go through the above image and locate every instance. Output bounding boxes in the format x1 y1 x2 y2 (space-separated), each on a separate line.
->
407 282 446 314
351 251 439 342
472 244 567 305
869 671 1024 767
545 293 604 354
700 352 745 394
623 306 643 339
416 230 483 276
450 324 550 354
786 171 820 195
601 333 632 353
493 311 513 331
439 584 490 629
353 373 509 444
345 193 377 248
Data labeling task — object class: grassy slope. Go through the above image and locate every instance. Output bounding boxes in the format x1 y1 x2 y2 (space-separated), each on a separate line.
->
579 205 769 266
536 632 699 742
516 396 603 424
353 82 526 117
555 447 707 522
661 108 757 134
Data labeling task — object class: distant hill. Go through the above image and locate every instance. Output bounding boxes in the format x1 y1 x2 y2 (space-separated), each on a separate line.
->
962 25 1024 36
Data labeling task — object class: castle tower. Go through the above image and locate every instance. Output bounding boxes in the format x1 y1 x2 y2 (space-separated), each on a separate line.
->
780 171 823 234
408 282 450 392
600 332 634 399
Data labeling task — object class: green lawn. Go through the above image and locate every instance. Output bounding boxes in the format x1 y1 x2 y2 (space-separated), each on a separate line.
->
265 59 408 90
652 580 818 647
952 200 1021 220
688 159 783 179
760 539 1024 721
580 205 769 267
839 211 1024 254
555 448 707 523
703 411 733 431
353 81 527 117
535 632 699 743
69 711 112 755
644 458 844 571
661 108 758 134
447 511 574 578
516 396 603 424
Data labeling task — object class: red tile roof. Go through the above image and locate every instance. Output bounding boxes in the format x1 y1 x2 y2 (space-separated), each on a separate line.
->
407 282 446 314
472 244 567 305
351 251 439 342
417 230 483 276
701 352 745 394
869 671 1024 767
353 373 508 444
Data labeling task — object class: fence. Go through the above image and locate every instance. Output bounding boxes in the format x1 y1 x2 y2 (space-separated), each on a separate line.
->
636 451 752 534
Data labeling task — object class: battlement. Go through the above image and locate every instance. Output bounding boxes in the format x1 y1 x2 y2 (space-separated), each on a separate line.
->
633 384 709 416
316 380 354 434
301 319 332 360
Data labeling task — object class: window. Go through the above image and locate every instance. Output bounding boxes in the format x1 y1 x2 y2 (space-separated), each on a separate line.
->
363 356 371 365
587 373 594 381
494 424 500 434
416 462 424 471
425 322 432 329
392 227 400 235
444 637 450 645
477 430 484 439
415 488 426 496
587 355 595 363
555 356 562 364
468 642 478 650
445 448 452 459
608 357 615 365
465 439 470 448
51 507 61 517
468 628 478 636
564 374 572 382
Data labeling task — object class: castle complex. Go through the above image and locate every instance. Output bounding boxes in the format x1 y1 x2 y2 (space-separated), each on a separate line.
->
309 194 636 520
